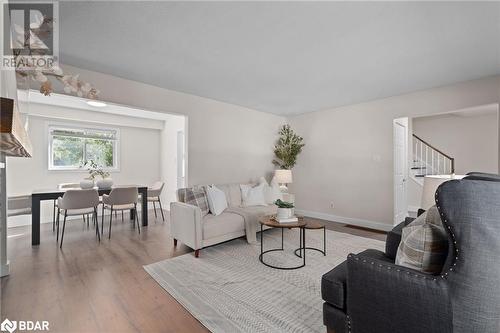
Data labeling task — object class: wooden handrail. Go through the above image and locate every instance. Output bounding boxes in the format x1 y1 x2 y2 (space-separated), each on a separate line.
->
413 134 455 173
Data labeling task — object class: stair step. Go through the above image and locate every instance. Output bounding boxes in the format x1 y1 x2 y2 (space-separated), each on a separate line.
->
411 166 426 170
415 174 426 178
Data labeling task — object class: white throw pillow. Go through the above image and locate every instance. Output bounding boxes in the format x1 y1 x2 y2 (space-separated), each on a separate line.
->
259 177 283 204
240 183 268 207
205 185 228 216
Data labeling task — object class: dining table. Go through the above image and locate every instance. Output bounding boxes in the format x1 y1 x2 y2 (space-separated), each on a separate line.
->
31 185 148 245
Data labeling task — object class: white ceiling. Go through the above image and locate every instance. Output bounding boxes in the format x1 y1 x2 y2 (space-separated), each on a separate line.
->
59 1 500 116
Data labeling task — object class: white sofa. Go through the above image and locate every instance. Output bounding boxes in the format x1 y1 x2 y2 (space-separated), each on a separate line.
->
170 183 277 257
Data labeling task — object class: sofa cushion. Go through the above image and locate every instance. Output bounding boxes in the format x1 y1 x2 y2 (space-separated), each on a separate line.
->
322 261 347 310
215 183 245 207
202 212 245 239
240 183 267 207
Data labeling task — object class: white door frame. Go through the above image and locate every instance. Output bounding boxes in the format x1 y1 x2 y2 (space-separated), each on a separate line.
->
393 117 409 225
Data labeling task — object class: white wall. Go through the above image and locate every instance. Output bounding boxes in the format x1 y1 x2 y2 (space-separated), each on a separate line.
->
288 75 500 230
6 105 163 226
161 115 185 205
412 111 498 174
60 64 285 186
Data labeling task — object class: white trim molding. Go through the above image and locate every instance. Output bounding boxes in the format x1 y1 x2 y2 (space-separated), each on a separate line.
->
295 209 393 232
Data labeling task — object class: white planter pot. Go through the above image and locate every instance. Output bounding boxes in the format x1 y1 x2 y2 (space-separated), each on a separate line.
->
96 178 113 190
80 179 94 189
277 207 294 219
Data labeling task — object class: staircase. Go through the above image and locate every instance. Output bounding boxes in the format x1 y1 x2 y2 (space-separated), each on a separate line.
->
410 134 455 185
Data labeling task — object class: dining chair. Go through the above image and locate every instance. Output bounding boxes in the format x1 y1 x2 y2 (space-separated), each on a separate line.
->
147 181 165 222
53 183 83 231
56 189 100 248
7 195 32 217
101 187 140 239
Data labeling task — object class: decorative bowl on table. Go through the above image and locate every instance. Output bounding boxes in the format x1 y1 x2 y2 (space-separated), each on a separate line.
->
96 178 113 189
80 178 94 189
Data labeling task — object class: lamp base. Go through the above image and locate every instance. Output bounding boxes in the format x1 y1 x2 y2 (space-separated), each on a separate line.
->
279 184 289 193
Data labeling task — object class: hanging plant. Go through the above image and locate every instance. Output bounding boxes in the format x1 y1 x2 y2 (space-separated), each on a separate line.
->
273 124 305 169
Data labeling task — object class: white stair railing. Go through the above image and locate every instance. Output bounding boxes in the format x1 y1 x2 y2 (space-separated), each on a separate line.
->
412 134 455 177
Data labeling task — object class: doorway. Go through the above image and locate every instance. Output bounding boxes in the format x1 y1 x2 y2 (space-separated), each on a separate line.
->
393 117 408 225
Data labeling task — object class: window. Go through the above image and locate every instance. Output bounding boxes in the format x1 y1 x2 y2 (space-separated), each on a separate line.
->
48 124 119 171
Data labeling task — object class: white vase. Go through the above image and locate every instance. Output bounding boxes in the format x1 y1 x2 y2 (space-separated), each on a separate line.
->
96 178 113 190
277 207 294 219
80 179 94 189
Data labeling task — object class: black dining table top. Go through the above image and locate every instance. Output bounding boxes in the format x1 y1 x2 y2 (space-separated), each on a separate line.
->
32 185 148 195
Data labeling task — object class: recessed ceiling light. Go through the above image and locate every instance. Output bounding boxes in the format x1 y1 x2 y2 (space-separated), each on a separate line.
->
86 100 107 107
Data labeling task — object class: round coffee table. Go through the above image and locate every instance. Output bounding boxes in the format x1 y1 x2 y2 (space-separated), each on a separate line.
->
258 216 306 270
294 220 326 258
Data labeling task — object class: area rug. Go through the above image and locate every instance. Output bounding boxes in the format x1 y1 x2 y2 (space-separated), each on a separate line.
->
144 228 384 333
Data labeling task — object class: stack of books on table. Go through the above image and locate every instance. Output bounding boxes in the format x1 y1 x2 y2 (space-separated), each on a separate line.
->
275 216 299 224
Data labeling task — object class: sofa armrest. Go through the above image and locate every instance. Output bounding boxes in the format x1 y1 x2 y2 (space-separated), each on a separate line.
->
346 249 452 333
170 202 203 250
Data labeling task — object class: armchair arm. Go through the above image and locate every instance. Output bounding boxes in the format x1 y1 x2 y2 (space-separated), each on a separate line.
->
346 249 452 333
170 202 203 250
385 217 415 259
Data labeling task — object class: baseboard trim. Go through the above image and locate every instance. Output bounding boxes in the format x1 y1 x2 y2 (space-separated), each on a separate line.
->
0 261 10 277
295 209 393 232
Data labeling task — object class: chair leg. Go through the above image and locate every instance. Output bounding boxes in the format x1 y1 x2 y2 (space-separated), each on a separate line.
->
153 201 158 218
60 213 67 248
194 249 200 258
173 239 177 247
121 210 124 222
101 204 105 236
108 207 113 239
135 204 141 234
94 208 100 242
115 210 117 219
56 208 60 241
158 197 165 222
52 200 56 232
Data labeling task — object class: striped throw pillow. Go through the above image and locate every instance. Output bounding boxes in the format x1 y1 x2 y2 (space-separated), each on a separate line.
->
395 206 448 274
178 187 210 216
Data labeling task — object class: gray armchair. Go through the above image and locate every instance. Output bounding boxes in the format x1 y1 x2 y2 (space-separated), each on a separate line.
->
322 177 500 333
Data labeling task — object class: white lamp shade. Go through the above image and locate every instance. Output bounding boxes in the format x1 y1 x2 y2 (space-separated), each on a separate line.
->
274 169 293 184
420 175 465 210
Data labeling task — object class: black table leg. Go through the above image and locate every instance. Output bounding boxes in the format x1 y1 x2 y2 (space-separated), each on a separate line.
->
31 196 40 245
140 188 148 226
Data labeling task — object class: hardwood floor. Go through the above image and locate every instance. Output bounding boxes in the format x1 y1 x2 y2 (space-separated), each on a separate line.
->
1 211 385 332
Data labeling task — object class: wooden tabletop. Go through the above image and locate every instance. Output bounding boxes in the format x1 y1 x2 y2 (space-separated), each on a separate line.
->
259 215 306 228
259 215 326 229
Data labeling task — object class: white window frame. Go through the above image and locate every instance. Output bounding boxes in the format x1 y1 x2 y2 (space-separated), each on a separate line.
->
48 122 120 172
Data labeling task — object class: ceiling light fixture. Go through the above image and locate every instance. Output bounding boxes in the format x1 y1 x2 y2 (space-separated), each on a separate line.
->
87 100 107 107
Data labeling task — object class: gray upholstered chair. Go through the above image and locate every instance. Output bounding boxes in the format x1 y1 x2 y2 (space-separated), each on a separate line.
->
102 187 140 239
322 177 500 333
147 181 165 221
7 195 31 217
56 189 100 248
53 183 83 231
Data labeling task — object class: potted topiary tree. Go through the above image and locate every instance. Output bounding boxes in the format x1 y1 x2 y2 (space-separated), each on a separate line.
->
273 124 305 170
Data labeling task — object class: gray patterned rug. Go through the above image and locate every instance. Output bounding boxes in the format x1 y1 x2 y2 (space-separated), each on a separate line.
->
144 228 384 333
